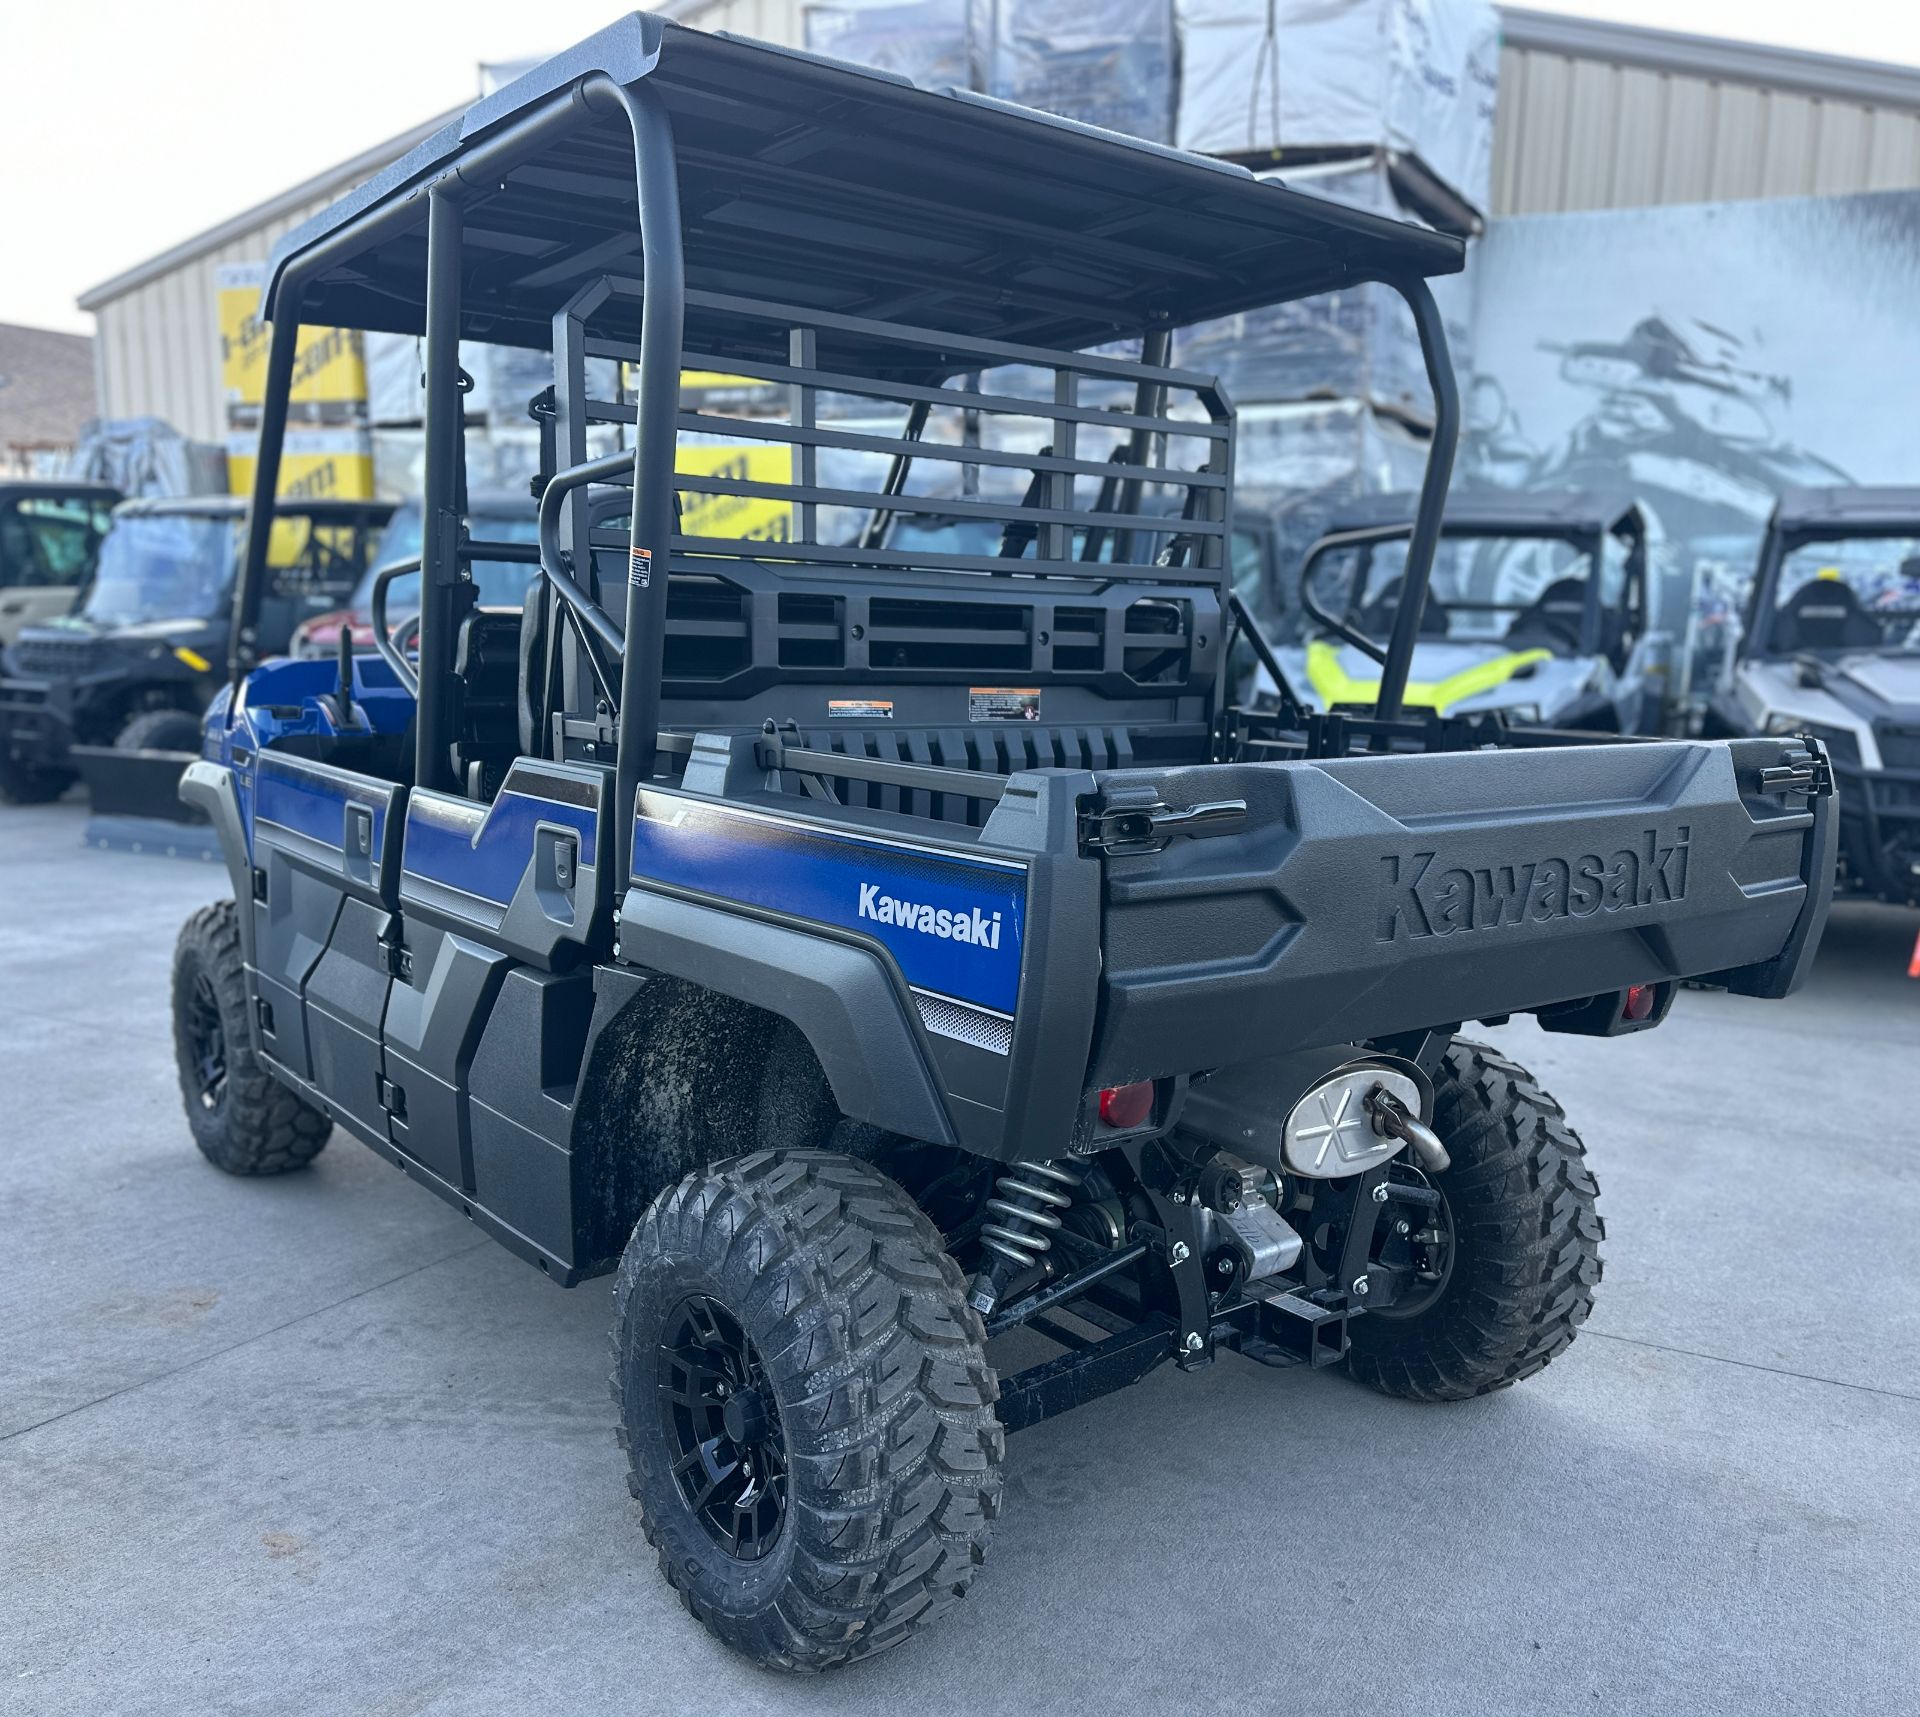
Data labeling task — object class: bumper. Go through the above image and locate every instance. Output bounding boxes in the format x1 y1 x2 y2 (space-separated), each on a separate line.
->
1833 759 1920 903
0 677 79 772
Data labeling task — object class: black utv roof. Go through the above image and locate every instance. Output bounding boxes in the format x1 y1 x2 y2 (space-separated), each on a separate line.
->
263 14 1462 368
1770 485 1920 533
113 496 395 522
1324 489 1643 539
0 479 122 504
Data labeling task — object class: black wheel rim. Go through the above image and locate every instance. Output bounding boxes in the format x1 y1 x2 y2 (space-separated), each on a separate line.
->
187 971 228 1112
656 1294 787 1561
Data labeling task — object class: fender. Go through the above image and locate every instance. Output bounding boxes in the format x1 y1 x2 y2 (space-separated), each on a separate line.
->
179 760 256 965
616 886 958 1147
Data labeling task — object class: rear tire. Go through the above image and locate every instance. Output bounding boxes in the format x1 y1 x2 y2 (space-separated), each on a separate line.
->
116 707 204 753
612 1150 1003 1672
1344 1039 1603 1401
171 901 331 1175
0 755 74 804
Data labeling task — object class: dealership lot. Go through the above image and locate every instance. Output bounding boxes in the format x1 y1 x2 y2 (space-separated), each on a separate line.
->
1 800 1915 1717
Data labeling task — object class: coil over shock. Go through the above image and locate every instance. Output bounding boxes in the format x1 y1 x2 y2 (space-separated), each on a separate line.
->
969 1160 1081 1316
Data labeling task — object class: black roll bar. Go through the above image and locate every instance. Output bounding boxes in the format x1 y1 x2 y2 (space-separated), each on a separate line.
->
225 73 621 692
229 316 301 680
367 558 423 696
1376 278 1459 720
594 78 686 886
534 449 634 661
416 185 464 793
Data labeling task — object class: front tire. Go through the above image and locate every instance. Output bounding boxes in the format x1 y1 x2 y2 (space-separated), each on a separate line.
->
117 707 205 752
0 754 74 804
1344 1039 1603 1401
612 1150 1003 1672
171 901 331 1174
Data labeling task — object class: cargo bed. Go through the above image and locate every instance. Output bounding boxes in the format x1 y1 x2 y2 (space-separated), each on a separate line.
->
1085 734 1832 1083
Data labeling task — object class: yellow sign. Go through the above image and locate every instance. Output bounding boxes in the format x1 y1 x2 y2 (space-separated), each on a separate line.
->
216 263 367 410
226 431 375 562
675 442 794 543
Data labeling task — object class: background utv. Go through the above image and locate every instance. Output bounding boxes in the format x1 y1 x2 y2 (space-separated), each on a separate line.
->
169 18 1835 1674
0 495 391 804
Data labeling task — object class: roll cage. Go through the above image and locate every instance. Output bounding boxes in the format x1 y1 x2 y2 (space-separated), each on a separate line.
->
1296 491 1650 668
1741 485 1920 659
228 13 1465 883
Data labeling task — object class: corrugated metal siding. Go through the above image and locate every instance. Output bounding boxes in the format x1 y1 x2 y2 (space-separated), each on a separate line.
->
1493 43 1920 216
87 6 1920 440
92 192 343 445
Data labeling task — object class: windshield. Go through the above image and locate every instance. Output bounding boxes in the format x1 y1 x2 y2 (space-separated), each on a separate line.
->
82 514 238 625
1769 535 1920 655
1303 534 1610 651
350 508 544 615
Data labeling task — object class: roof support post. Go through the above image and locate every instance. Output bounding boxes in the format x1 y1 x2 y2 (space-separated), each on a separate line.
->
416 182 465 794
229 307 301 683
1378 277 1459 721
593 79 685 888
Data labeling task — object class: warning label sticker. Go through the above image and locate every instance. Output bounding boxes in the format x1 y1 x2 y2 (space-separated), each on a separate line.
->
829 699 894 720
968 687 1041 722
628 546 652 587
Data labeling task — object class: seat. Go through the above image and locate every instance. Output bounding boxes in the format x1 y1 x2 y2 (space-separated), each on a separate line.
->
1506 578 1588 652
452 608 529 796
1772 578 1882 652
1359 578 1449 638
518 578 549 756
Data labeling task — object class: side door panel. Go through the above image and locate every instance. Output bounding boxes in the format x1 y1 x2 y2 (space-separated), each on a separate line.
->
380 926 510 1191
250 752 404 1089
399 760 609 966
384 759 610 1194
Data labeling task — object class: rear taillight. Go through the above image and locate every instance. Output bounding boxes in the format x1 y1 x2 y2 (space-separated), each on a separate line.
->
1098 1082 1154 1128
1623 983 1656 1022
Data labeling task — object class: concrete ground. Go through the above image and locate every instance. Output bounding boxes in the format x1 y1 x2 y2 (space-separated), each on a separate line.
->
2 798 1916 1717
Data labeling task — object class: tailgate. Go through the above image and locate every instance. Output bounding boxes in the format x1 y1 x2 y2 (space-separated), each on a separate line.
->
1087 737 1833 1084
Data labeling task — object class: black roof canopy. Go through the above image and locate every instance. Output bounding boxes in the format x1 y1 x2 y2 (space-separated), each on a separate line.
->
1771 485 1920 534
113 496 395 523
1325 489 1643 540
265 14 1462 372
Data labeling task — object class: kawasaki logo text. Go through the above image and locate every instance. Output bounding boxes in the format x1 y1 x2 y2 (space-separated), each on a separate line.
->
1375 826 1691 942
858 882 1003 949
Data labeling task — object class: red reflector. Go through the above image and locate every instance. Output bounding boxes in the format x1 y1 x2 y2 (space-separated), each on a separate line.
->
1623 983 1656 1022
1098 1082 1154 1128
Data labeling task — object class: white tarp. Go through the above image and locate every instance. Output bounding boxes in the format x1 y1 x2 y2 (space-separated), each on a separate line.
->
1176 0 1499 212
66 418 227 498
990 0 1177 142
803 0 991 90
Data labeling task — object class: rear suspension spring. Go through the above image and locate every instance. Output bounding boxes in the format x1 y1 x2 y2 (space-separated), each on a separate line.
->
979 1161 1082 1273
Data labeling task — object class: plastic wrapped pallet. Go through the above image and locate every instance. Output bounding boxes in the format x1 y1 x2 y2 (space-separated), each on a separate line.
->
1172 158 1472 421
365 334 617 431
1176 0 1500 217
67 417 227 499
1232 398 1430 623
990 0 1177 142
803 0 990 90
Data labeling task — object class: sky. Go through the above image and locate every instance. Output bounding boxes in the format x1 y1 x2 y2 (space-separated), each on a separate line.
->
3 0 1919 334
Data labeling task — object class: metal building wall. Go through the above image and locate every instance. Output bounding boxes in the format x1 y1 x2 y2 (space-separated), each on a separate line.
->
87 195 343 445
1495 10 1920 216
80 5 1920 440
77 111 454 447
